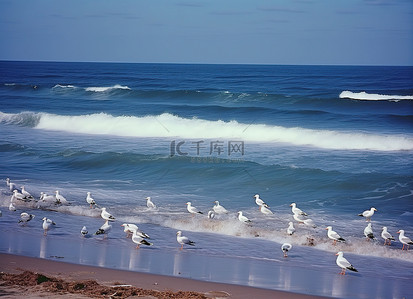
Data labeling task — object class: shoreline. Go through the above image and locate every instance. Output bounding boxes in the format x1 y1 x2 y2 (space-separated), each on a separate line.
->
0 253 324 299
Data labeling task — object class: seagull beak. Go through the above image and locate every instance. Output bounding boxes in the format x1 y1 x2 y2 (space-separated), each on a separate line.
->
397 231 401 234
335 253 339 256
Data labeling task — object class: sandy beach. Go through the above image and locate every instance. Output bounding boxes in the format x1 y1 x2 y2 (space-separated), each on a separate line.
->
0 253 325 299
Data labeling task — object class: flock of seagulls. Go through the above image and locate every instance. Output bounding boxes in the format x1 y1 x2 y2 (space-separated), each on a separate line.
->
2 178 413 276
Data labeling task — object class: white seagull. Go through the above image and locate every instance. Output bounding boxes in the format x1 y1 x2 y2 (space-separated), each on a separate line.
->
358 207 377 222
281 243 292 257
19 212 35 224
131 228 153 249
397 230 413 250
12 189 25 201
303 218 317 228
293 212 306 223
95 220 112 238
6 178 18 192
21 186 34 200
55 190 68 204
381 227 395 246
237 211 252 223
186 202 203 215
146 196 156 209
260 204 273 215
101 207 115 221
213 200 228 214
86 192 96 208
121 223 138 237
81 226 88 237
42 217 56 236
9 202 16 211
40 192 56 203
176 230 195 250
287 222 295 235
122 224 150 239
326 226 346 245
336 252 358 275
254 194 267 208
364 223 375 240
290 203 308 216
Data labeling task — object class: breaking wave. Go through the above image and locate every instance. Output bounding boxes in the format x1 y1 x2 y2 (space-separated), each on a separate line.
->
1 111 412 151
340 91 413 101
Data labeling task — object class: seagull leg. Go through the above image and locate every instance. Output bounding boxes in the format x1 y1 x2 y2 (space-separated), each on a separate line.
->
136 245 140 249
43 230 47 236
180 244 183 250
333 240 337 246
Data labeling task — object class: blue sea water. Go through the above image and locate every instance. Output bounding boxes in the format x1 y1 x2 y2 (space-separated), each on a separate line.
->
0 61 413 298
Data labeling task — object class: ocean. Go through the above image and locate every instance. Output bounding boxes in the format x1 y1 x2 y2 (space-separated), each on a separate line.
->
0 61 412 298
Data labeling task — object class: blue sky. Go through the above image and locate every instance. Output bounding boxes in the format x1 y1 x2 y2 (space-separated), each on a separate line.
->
0 0 412 65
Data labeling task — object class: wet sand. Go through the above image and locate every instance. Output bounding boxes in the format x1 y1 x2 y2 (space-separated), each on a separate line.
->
0 253 325 299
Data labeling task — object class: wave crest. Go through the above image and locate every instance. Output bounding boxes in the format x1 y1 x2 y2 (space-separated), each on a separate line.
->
85 84 131 92
340 91 413 101
1 111 412 151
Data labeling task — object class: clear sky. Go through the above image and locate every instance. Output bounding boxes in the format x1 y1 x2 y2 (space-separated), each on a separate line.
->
1 0 412 65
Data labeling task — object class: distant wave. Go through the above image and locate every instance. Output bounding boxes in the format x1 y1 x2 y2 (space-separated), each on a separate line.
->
340 91 413 101
85 84 131 92
52 84 77 89
1 111 412 151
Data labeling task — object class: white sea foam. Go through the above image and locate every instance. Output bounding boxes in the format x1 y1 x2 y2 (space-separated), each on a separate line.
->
340 91 413 101
1 111 412 151
53 84 77 89
29 112 413 151
85 84 131 92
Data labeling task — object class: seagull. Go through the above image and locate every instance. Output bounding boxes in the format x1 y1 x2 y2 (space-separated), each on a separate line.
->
9 202 16 211
40 192 56 203
290 203 308 216
293 212 307 223
42 217 56 236
81 226 88 237
176 231 195 250
131 228 153 249
21 186 34 200
121 224 150 239
208 210 215 219
6 178 18 192
145 197 156 209
253 194 267 208
260 204 273 215
0 210 2 217
287 222 295 235
86 192 96 208
358 207 377 222
213 201 228 214
237 211 251 223
397 230 413 250
186 202 203 215
336 252 358 275
19 212 35 224
101 207 115 221
12 189 25 201
303 218 317 228
121 223 138 237
326 226 346 245
55 190 68 204
95 220 112 238
381 227 395 246
364 223 375 240
281 243 292 257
